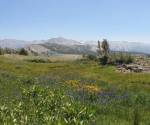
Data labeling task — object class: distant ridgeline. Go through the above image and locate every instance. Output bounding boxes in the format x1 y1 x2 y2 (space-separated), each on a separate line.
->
0 37 150 56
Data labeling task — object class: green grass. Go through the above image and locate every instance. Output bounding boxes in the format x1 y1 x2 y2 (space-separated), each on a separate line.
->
0 55 150 125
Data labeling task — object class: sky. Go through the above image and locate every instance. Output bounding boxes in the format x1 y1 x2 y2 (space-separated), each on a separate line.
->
0 0 150 43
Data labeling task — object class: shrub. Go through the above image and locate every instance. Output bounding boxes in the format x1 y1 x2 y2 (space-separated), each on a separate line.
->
26 58 51 63
98 56 108 65
87 54 97 61
19 48 28 56
0 48 4 55
97 52 133 65
4 48 13 54
0 86 94 125
108 52 134 65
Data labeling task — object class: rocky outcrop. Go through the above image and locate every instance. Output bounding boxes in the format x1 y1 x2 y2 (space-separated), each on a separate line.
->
25 44 58 56
117 56 150 73
117 64 142 73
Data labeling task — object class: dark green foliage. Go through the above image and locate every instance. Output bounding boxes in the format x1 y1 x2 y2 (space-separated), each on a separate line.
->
97 39 110 57
86 54 97 61
0 48 18 55
26 58 51 63
97 39 110 65
98 52 133 65
101 39 110 56
133 107 139 125
97 39 133 65
108 52 134 65
4 48 14 54
98 56 108 65
0 48 4 55
19 48 28 55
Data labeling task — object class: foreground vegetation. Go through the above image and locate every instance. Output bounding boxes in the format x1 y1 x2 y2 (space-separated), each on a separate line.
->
0 55 149 125
0 86 94 125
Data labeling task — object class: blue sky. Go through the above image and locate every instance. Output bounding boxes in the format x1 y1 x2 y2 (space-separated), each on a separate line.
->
0 0 150 42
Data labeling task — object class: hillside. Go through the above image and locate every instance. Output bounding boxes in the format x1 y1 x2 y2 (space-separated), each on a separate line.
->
24 37 96 55
27 38 150 55
1 37 150 55
0 39 30 49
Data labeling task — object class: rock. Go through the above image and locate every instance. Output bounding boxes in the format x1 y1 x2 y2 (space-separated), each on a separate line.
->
117 64 145 73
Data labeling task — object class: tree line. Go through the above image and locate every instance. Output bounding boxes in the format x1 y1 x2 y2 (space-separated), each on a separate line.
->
0 47 28 55
86 39 134 65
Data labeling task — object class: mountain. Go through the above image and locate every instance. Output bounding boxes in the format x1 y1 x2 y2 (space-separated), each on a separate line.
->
46 37 82 45
109 41 150 54
0 39 43 49
0 39 30 49
83 40 150 54
25 44 58 56
40 37 95 55
24 37 95 55
1 37 150 55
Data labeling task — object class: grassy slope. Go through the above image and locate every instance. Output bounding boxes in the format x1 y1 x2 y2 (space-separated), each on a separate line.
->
0 55 150 124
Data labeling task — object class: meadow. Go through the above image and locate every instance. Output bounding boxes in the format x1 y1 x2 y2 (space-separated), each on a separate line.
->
0 55 149 125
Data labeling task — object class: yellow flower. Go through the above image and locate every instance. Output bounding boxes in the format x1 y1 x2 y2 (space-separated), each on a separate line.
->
83 85 100 93
65 80 79 88
65 80 101 93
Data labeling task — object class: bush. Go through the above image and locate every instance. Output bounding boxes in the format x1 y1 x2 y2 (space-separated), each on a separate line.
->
86 54 97 61
0 86 94 125
98 56 108 65
97 52 133 65
108 52 134 65
0 47 18 55
26 58 51 63
19 48 28 56
0 48 4 55
4 48 13 54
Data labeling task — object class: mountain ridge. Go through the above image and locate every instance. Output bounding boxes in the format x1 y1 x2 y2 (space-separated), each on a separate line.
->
0 37 150 55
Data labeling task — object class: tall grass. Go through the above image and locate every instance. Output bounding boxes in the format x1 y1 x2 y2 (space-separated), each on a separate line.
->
0 56 149 125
